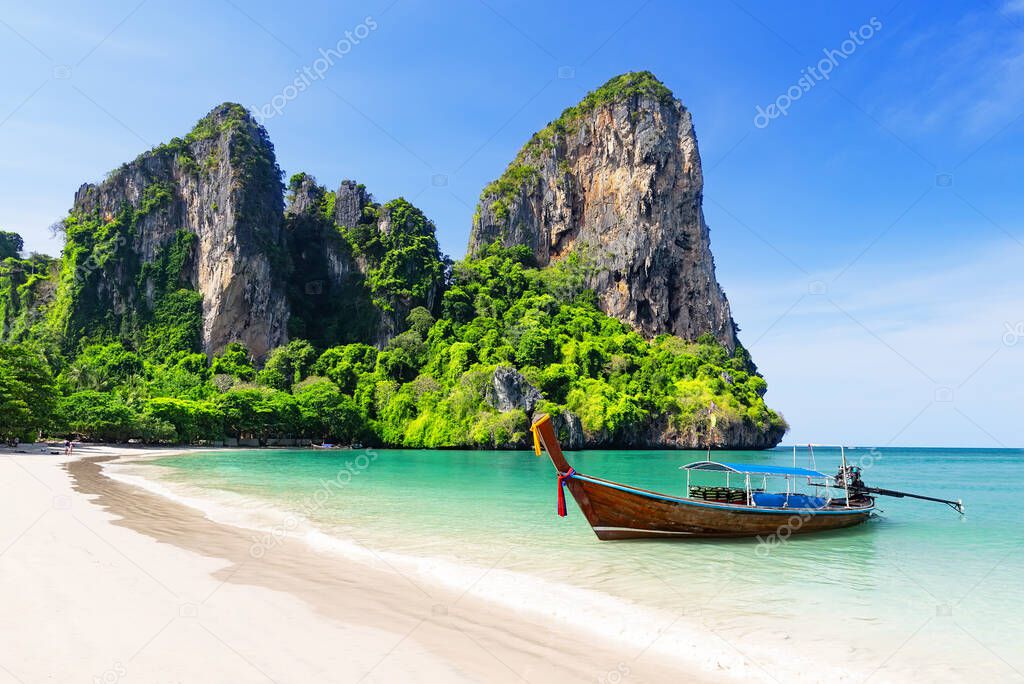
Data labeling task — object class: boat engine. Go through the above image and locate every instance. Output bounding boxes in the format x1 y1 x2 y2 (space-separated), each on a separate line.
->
835 464 865 493
834 463 965 514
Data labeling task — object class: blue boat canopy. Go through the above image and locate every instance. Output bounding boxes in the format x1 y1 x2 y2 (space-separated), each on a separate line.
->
681 461 826 478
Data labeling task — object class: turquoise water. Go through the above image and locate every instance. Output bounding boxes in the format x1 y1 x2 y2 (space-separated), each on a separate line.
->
127 446 1023 680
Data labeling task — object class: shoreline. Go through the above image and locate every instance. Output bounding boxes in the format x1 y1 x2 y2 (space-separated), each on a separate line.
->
0 444 704 683
3 444 1012 682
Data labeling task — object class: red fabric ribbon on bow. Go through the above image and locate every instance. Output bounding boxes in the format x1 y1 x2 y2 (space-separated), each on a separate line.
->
557 467 576 517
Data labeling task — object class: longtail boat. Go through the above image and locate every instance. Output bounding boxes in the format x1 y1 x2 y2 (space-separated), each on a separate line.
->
529 414 964 540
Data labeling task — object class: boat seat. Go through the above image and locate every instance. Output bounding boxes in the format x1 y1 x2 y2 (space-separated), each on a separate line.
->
688 486 749 503
751 492 828 509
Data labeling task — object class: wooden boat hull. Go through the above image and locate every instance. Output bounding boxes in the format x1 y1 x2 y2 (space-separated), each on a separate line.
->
531 414 873 540
565 473 872 539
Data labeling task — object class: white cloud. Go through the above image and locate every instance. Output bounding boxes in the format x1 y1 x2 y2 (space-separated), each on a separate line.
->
729 240 1024 447
878 7 1024 135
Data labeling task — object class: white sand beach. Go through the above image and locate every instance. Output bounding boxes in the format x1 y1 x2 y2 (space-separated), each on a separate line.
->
0 445 700 683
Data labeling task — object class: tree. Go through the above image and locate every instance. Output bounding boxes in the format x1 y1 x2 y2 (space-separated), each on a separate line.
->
146 353 215 400
215 388 300 439
145 397 223 442
132 414 177 443
54 391 137 441
0 231 23 260
314 343 377 394
60 342 142 392
406 306 435 336
0 344 57 440
377 336 421 383
257 339 316 390
515 325 555 367
364 198 444 310
211 343 256 381
0 362 32 441
293 378 361 442
214 389 265 438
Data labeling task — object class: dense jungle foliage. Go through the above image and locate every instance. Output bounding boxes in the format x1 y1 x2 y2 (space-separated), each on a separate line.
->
0 235 784 447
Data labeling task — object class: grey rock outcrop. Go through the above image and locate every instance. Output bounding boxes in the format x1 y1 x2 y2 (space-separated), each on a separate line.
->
334 180 370 228
486 367 542 413
285 174 324 217
469 71 737 351
548 411 584 450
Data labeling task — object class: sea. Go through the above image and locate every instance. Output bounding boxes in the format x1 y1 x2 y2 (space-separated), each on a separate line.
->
107 446 1024 682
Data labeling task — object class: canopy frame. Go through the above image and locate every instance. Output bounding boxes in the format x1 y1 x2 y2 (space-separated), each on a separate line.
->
680 460 826 479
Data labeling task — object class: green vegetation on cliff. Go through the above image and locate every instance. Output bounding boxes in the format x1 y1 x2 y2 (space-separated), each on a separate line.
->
360 245 782 447
0 250 57 342
48 184 199 354
0 229 783 446
283 173 444 348
357 198 445 311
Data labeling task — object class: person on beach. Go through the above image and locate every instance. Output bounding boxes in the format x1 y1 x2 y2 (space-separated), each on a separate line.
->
64 439 73 457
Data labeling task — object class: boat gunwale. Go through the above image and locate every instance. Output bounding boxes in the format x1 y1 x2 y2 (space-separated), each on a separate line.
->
570 472 876 516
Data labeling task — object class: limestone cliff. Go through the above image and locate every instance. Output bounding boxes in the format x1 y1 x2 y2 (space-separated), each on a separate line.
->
469 72 737 351
283 173 444 348
282 174 377 347
13 101 445 362
65 103 289 358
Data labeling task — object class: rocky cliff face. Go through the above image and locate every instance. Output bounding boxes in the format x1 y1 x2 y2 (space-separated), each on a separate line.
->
33 101 444 361
2 87 783 450
544 412 786 451
283 173 444 348
68 103 289 358
282 174 377 347
469 71 737 351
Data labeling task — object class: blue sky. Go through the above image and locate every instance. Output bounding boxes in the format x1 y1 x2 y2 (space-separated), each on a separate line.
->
1 0 1022 447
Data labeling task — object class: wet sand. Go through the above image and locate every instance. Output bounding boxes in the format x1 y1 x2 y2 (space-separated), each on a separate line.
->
0 445 700 683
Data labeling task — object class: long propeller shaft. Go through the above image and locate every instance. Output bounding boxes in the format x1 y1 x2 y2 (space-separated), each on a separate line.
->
859 486 965 514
